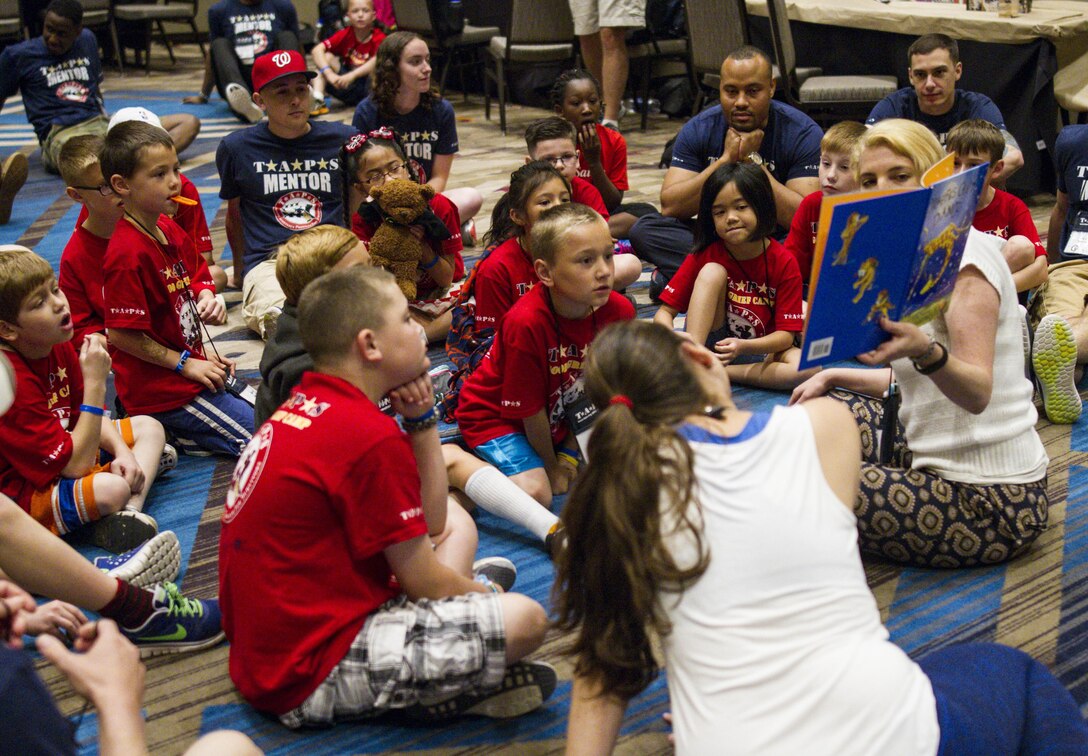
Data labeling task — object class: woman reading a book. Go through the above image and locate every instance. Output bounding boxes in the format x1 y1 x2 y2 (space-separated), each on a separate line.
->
557 320 1087 754
790 118 1047 569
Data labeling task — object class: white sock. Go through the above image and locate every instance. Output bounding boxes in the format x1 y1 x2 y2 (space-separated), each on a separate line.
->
464 466 559 542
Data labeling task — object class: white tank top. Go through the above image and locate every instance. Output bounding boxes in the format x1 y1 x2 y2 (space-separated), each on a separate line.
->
661 405 939 756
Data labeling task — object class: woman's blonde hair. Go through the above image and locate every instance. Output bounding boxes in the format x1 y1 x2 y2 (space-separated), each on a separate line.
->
853 119 945 183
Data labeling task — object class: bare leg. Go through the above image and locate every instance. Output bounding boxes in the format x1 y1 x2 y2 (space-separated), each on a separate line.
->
0 494 120 610
726 346 819 391
412 309 453 343
430 495 477 578
124 415 166 511
160 113 201 155
442 187 483 224
511 467 553 509
613 253 642 290
599 28 630 123
684 262 728 346
578 33 604 87
609 212 637 239
497 592 548 662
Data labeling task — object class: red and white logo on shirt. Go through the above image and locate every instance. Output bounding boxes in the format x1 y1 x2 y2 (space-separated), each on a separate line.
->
224 423 273 524
273 191 322 231
56 81 89 103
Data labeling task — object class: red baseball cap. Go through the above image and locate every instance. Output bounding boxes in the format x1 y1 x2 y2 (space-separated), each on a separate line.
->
251 49 317 93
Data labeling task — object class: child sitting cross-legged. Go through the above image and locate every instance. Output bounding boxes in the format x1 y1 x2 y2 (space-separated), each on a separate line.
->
455 203 635 507
654 162 813 391
101 121 254 457
947 119 1047 296
0 246 165 554
220 265 555 725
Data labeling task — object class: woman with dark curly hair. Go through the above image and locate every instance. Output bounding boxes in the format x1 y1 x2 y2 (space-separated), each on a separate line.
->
351 31 482 227
555 319 1088 755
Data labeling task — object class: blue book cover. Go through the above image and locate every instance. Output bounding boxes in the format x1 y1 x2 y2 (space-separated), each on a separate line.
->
799 156 987 369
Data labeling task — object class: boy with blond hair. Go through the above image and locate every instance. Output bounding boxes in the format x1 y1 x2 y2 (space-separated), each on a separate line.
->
256 224 370 425
784 120 867 288
101 121 253 457
456 203 635 507
947 119 1047 294
0 247 164 553
221 265 554 725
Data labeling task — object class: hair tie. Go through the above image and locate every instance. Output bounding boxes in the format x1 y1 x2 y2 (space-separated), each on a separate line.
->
609 395 633 409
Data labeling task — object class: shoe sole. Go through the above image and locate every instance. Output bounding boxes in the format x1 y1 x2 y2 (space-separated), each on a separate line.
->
1032 315 1082 424
158 444 178 477
226 85 263 124
86 512 159 554
104 530 181 588
137 629 226 658
413 662 556 720
464 662 557 718
0 152 28 225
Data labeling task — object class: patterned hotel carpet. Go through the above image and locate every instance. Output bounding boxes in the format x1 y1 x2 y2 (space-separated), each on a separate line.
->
5 49 1088 755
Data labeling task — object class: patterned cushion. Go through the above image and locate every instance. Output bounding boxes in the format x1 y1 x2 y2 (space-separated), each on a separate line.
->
799 75 898 103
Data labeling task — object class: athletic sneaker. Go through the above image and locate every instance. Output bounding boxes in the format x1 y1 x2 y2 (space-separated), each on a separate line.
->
158 443 178 477
120 582 225 657
408 661 557 720
310 96 330 116
472 556 517 592
461 219 477 247
93 530 181 588
225 82 263 124
82 510 159 554
0 152 28 225
1032 314 1082 424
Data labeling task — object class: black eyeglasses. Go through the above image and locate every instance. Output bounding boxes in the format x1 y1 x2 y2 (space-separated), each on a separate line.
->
72 183 114 196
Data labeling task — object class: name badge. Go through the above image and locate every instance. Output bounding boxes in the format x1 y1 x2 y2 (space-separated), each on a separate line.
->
1064 210 1088 258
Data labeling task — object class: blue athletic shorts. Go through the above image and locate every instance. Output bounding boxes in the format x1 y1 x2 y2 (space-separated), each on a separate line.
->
473 433 545 477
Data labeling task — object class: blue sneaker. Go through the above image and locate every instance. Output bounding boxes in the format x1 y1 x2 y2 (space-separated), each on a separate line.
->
93 530 180 588
121 582 224 657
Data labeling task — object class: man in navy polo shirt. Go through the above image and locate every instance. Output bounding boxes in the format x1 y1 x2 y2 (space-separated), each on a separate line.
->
628 45 821 293
867 33 1023 184
0 0 200 173
216 49 357 338
183 0 301 124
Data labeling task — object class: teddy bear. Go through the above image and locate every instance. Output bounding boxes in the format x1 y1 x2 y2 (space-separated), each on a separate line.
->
366 179 441 300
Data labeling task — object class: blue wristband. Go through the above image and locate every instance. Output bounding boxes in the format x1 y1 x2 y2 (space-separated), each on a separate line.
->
421 255 441 270
78 404 106 416
175 349 190 373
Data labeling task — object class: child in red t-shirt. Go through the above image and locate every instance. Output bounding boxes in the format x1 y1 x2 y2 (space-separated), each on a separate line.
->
947 119 1047 295
101 122 253 457
784 121 866 291
219 265 554 724
0 247 167 553
551 69 628 211
311 0 386 112
525 117 642 291
655 163 812 391
456 203 636 507
340 127 465 342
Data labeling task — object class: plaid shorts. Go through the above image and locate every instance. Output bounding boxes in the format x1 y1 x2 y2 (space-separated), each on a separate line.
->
280 592 506 728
